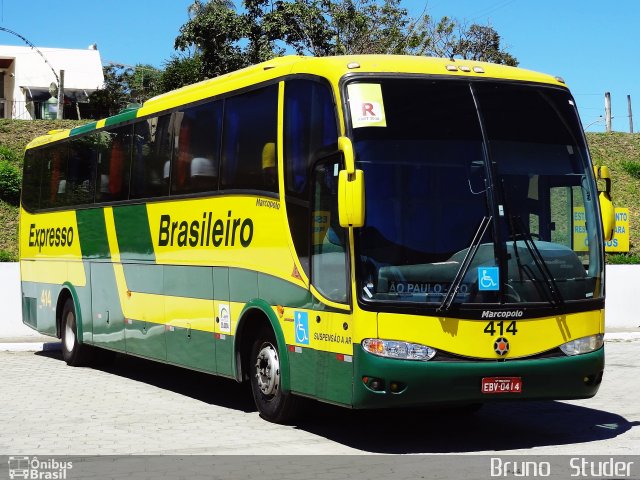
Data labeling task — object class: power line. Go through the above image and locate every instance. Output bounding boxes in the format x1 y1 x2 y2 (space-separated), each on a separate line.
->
0 26 59 84
470 0 518 21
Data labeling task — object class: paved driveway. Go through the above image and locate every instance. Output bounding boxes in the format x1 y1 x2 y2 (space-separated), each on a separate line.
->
0 339 638 455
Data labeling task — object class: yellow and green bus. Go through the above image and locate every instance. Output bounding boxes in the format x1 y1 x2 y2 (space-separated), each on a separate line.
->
20 55 615 423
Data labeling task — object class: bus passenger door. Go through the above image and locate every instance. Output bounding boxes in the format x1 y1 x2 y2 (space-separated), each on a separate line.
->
91 262 126 352
309 159 353 406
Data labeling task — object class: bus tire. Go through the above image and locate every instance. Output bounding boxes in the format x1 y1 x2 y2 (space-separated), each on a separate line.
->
61 297 89 366
249 328 298 424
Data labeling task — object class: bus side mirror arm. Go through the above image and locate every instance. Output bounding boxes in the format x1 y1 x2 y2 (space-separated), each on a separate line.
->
337 136 365 227
594 165 616 241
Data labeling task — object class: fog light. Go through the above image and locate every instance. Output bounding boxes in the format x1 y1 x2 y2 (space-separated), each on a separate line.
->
560 334 604 356
362 376 385 392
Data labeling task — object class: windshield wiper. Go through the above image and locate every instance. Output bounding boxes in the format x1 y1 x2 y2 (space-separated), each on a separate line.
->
438 216 493 312
509 215 564 306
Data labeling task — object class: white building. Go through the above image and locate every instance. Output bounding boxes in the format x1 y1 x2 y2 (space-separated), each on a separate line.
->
0 44 104 120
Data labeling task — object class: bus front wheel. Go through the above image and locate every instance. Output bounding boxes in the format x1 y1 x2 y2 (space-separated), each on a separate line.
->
249 328 298 424
61 297 89 366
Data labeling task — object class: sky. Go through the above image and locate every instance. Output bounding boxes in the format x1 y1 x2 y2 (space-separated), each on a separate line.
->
0 0 637 133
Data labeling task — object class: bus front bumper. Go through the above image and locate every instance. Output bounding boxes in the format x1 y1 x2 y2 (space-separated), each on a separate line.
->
352 345 604 409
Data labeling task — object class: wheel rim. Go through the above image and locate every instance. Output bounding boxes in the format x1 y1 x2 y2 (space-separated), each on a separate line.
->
64 311 75 352
255 342 280 397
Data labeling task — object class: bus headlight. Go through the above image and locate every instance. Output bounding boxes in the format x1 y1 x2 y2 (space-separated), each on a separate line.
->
559 334 604 356
362 338 437 361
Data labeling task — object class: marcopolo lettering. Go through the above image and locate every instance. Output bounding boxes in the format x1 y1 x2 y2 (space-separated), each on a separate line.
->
158 210 254 248
482 310 524 319
29 223 74 252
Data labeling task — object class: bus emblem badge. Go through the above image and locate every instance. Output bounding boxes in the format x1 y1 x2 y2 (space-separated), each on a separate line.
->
494 337 509 356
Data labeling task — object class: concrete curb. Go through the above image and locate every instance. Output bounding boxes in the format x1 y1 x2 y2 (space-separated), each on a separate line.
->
604 331 640 342
0 342 61 352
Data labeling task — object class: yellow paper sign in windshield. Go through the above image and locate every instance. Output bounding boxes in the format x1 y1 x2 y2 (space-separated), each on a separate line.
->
347 83 387 128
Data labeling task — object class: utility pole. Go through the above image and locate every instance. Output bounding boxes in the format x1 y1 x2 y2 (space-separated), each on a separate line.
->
605 92 612 133
56 69 64 120
628 95 634 134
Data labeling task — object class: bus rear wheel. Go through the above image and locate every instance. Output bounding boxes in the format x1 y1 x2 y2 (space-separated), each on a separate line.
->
61 297 89 366
249 329 298 424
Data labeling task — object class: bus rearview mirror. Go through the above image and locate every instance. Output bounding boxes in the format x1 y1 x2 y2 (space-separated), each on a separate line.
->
599 191 615 242
337 135 365 227
338 169 365 227
593 165 612 195
593 165 615 241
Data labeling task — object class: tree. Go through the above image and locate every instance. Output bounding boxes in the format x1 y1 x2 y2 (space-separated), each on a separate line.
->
159 54 205 92
407 16 518 66
129 64 163 103
172 0 518 81
174 0 254 78
268 0 411 55
87 64 132 117
88 63 162 117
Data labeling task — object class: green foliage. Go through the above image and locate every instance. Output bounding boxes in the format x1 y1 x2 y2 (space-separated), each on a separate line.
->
173 0 519 80
160 54 205 92
621 160 640 179
0 145 20 165
0 160 21 205
0 249 16 262
88 63 162 117
407 17 518 66
607 253 640 264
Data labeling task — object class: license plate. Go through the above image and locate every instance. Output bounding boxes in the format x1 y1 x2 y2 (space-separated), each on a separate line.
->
481 377 522 394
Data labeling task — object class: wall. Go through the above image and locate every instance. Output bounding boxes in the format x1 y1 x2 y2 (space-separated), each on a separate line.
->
0 44 104 119
0 263 637 339
604 265 640 329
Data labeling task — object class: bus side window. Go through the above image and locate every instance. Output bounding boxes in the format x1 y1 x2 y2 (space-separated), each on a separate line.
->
220 84 278 192
22 149 42 211
131 114 173 199
66 134 98 206
171 100 222 195
40 143 69 209
96 126 133 203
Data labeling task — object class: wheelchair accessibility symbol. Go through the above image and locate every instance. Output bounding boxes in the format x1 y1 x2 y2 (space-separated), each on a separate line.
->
294 311 309 345
478 267 500 291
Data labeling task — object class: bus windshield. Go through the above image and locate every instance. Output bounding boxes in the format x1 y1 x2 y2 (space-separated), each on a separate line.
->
350 78 603 308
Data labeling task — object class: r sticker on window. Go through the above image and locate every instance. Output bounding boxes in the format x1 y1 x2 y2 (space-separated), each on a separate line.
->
347 83 387 128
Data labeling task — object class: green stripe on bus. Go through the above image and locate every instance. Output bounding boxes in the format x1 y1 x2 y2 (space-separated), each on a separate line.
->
119 262 313 308
112 204 156 261
70 122 98 136
76 209 111 259
104 108 139 127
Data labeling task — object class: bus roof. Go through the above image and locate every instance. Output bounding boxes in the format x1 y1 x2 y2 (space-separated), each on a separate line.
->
26 55 566 150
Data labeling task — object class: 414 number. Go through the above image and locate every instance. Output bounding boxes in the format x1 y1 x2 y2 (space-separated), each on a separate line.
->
484 320 517 336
